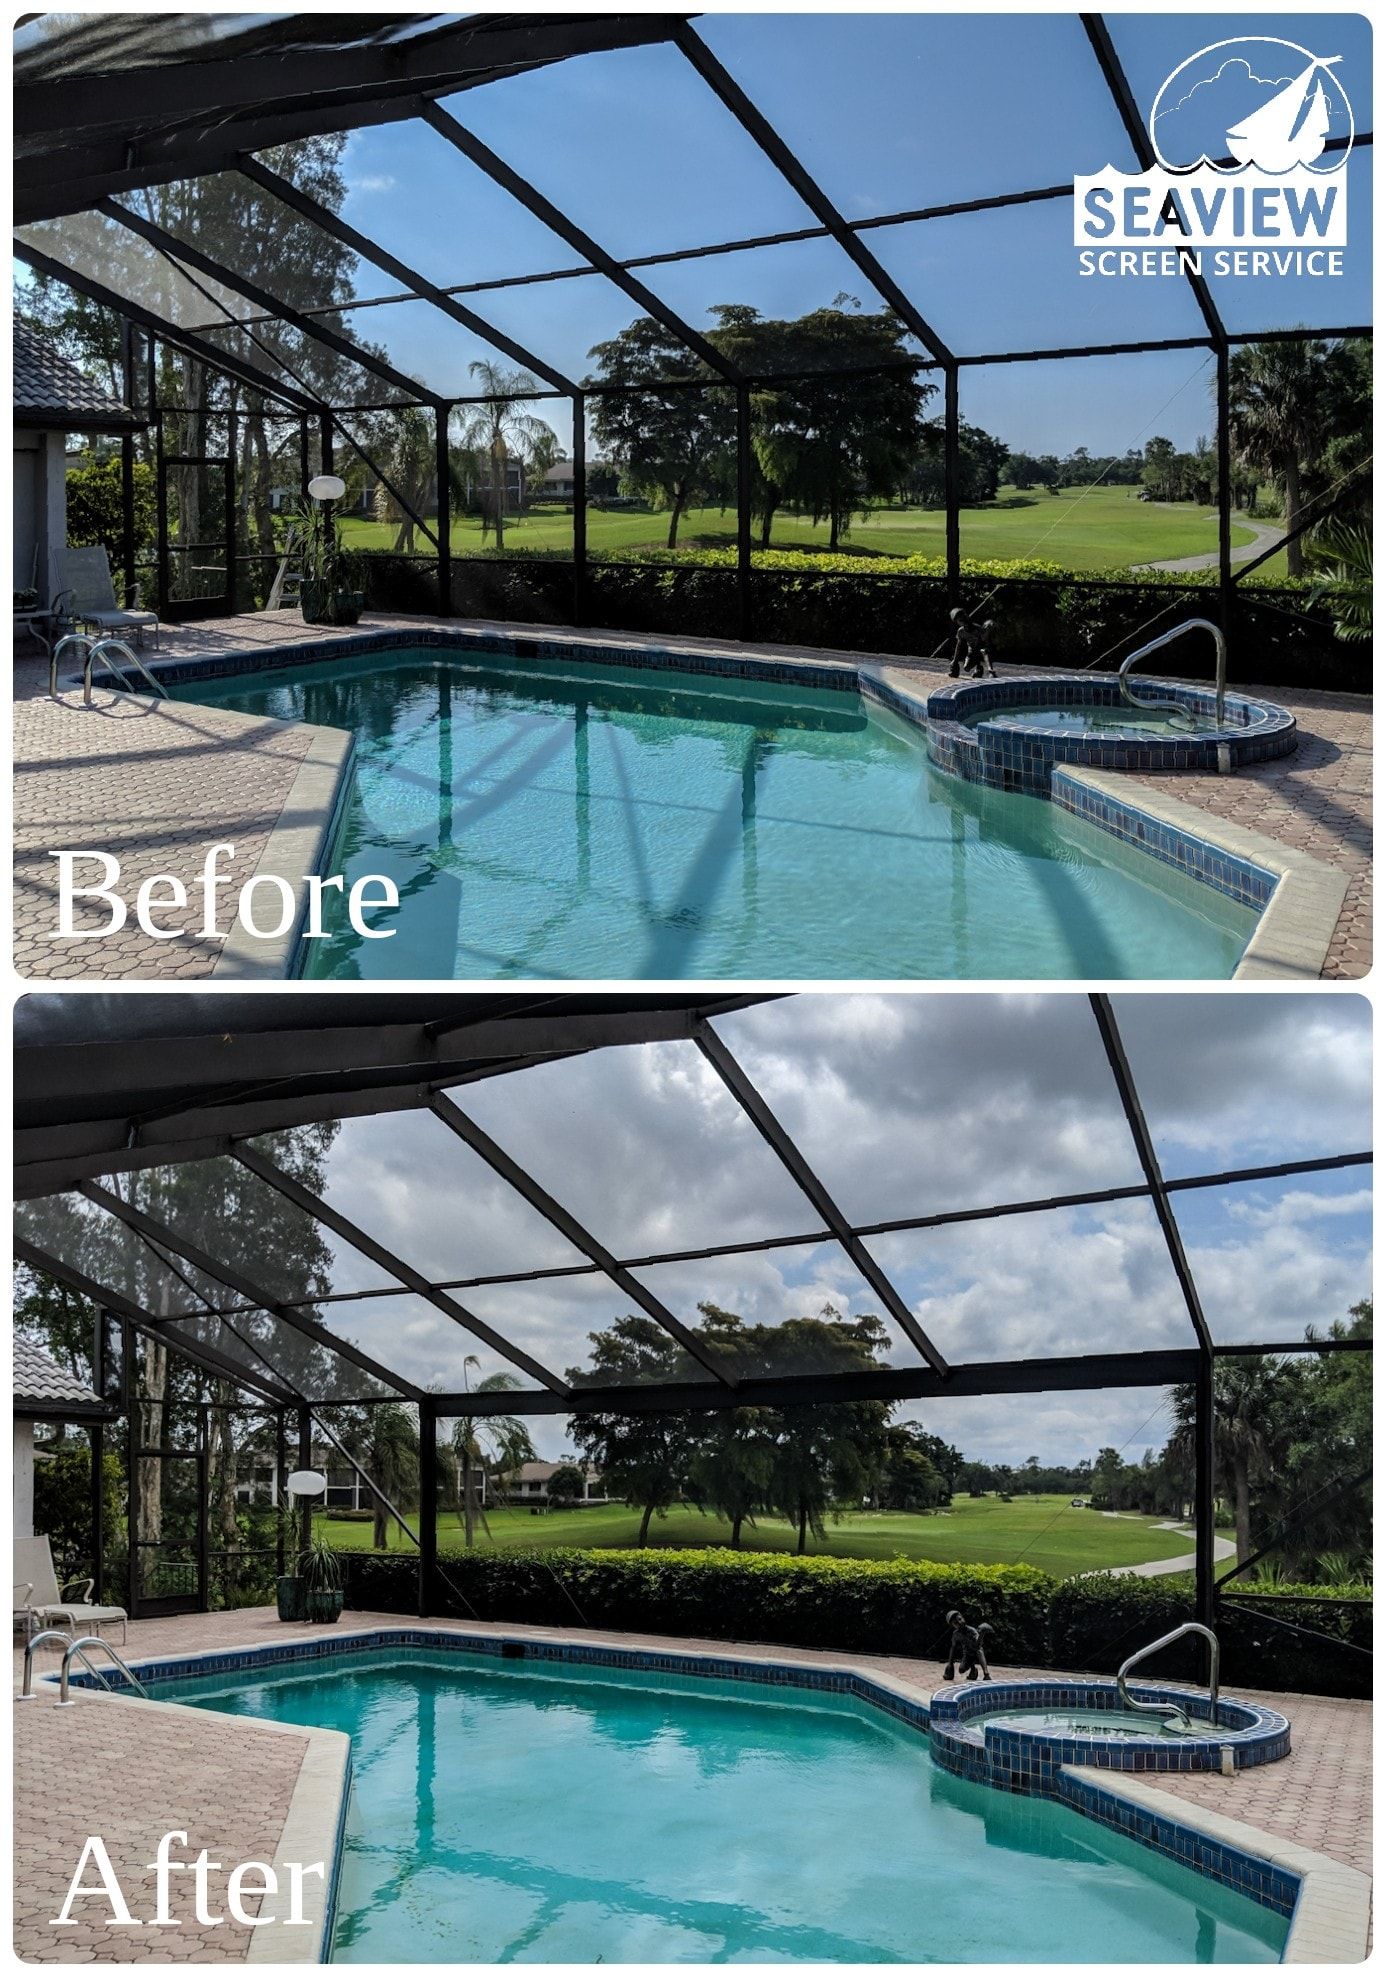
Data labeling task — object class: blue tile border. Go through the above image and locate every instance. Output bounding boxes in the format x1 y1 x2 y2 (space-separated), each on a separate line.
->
55 1631 1299 1934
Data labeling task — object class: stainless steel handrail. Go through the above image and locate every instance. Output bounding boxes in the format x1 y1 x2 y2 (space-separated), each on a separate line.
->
56 1634 150 1707
18 1628 72 1698
1118 616 1227 728
1117 1621 1220 1735
50 630 94 699
84 636 169 707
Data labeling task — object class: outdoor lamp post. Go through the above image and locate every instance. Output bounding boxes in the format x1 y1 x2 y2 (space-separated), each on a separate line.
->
301 474 361 625
286 1466 327 1552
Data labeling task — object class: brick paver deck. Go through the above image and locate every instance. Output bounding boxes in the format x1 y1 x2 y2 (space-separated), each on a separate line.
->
12 1605 1371 1962
13 614 1371 978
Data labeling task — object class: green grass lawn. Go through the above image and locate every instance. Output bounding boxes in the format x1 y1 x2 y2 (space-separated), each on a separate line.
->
320 1493 1229 1580
337 486 1268 574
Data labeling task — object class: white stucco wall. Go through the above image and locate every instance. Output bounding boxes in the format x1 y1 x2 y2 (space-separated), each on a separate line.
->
14 1421 35 1540
12 429 67 602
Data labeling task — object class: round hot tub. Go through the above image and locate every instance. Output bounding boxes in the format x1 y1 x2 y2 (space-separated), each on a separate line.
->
929 1680 1290 1792
924 673 1297 795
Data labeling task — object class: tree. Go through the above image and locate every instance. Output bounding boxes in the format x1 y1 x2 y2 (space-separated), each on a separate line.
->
875 1426 946 1511
909 421 1009 507
454 361 557 549
567 1316 702 1544
546 1463 586 1508
758 1308 893 1552
684 1306 777 1546
351 1403 420 1552
717 301 933 549
65 456 157 563
370 405 440 553
33 1443 124 1584
1227 338 1359 576
586 319 732 548
1168 1359 1278 1563
1306 519 1372 643
451 1361 535 1548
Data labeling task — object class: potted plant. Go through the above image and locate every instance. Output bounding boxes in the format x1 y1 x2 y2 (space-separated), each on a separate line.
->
293 496 364 628
299 1531 345 1624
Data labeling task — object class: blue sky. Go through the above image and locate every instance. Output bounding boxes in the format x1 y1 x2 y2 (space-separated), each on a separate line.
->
204 992 1372 1467
313 11 1371 456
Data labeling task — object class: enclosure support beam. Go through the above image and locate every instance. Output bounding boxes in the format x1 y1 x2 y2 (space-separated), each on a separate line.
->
89 1420 105 1605
435 405 452 617
231 1144 570 1394
421 102 743 384
736 384 753 641
692 1021 950 1375
674 23 955 364
418 1398 438 1618
1194 1351 1216 1630
75 1181 426 1403
124 1322 138 1614
298 1408 313 1556
944 368 962 610
275 1409 288 1573
237 156 575 395
119 319 137 603
572 390 588 625
1216 346 1233 637
428 1094 738 1386
1089 995 1215 1356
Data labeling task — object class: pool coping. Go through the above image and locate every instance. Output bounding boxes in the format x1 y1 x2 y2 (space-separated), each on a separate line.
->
51 1624 1367 1963
86 636 1346 983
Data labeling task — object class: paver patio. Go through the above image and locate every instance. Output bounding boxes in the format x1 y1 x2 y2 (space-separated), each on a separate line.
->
12 1605 1371 1962
12 613 1372 979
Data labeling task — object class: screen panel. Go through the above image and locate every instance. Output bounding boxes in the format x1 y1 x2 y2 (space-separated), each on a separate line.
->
1171 1168 1372 1346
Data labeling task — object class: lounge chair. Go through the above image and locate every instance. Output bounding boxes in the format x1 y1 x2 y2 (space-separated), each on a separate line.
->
54 546 160 649
13 1535 127 1643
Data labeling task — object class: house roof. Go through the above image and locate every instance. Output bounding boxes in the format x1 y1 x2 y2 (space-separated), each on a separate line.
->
514 1460 599 1482
14 1334 106 1417
13 321 142 433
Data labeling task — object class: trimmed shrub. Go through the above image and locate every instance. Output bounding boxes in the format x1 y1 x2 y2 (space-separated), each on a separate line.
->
338 1545 1370 1697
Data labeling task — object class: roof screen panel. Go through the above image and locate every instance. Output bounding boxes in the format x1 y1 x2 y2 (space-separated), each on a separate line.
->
708 995 1148 1230
1205 150 1371 336
1170 1169 1372 1347
17 1189 219 1317
1109 994 1371 1181
16 211 250 330
690 14 1141 215
461 1274 721 1389
1104 12 1372 144
436 41 822 260
454 1040 824 1259
629 1241 929 1374
868 201 1211 355
862 1197 1194 1364
302 1289 539 1395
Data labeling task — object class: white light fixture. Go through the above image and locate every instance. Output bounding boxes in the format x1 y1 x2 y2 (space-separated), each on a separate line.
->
286 1469 328 1498
307 474 346 502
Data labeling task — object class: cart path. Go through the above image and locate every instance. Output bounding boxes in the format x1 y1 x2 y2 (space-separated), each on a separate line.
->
1102 1526 1239 1578
1134 514 1283 574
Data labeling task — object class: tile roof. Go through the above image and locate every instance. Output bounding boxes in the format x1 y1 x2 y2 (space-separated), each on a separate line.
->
13 320 136 425
14 1334 102 1409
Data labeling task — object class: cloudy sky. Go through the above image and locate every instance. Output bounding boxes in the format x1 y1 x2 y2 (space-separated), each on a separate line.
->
269 992 1370 1465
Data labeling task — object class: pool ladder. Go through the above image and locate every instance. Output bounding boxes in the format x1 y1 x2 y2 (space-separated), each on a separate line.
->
50 631 169 706
18 1628 150 1705
1116 1621 1219 1737
1117 617 1227 731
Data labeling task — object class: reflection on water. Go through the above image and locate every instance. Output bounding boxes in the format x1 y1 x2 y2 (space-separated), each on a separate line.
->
155 1649 1286 1965
173 650 1256 981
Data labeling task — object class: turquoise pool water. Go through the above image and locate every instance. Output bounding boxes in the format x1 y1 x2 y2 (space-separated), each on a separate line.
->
172 650 1257 979
962 704 1220 736
154 1649 1285 1963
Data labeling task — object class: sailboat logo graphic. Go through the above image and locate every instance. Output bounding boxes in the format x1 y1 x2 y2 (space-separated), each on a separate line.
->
1151 38 1354 177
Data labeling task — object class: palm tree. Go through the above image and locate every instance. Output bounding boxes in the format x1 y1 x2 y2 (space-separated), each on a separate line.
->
1169 1358 1279 1565
453 360 557 551
451 1359 536 1548
1306 519 1372 641
370 405 473 556
354 1402 421 1551
1226 339 1354 577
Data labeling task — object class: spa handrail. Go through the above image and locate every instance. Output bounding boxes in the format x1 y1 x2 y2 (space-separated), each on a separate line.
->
1117 617 1227 728
55 1634 149 1707
1117 1621 1220 1733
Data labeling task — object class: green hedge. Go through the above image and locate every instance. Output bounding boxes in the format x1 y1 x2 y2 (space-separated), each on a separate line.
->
338 1547 1370 1698
342 545 1364 690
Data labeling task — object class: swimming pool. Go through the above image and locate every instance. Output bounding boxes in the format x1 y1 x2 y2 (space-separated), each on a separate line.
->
150 1646 1287 1963
168 646 1258 980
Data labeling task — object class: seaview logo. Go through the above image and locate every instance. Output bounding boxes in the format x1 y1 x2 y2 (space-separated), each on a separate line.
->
1075 38 1352 277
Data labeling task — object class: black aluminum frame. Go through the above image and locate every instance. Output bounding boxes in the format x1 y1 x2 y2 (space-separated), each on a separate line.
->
13 13 1372 638
14 992 1373 1626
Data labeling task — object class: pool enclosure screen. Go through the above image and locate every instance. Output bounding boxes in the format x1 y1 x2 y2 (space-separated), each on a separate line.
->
14 993 1371 1622
12 13 1373 632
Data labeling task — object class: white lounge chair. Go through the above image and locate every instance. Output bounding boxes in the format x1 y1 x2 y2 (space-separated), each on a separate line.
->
54 546 160 649
13 1535 127 1643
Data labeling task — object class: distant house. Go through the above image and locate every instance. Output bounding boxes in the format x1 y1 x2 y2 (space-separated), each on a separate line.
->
13 322 142 604
505 1460 607 1506
13 1336 112 1541
538 457 618 502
